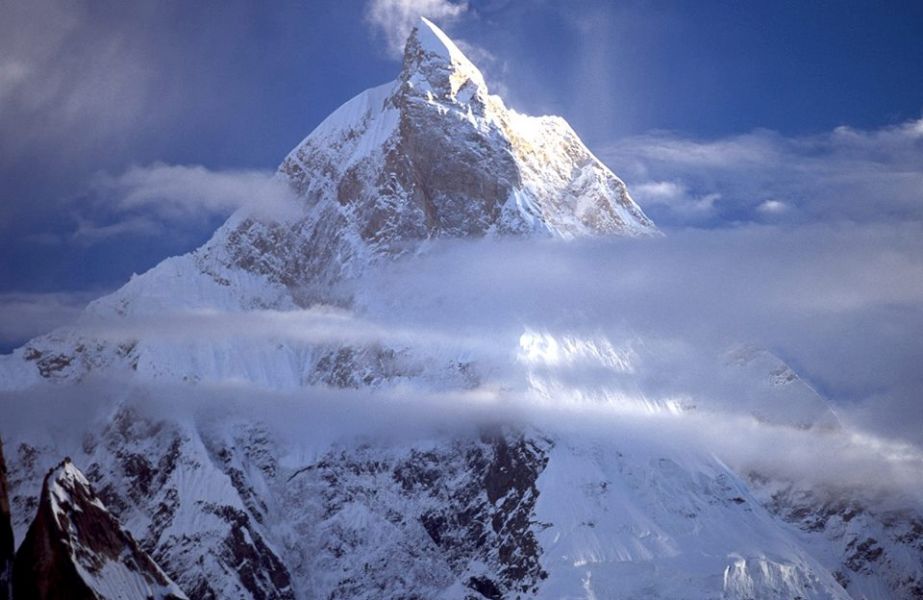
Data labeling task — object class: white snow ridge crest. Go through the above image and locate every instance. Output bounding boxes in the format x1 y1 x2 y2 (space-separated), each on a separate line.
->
1 17 922 600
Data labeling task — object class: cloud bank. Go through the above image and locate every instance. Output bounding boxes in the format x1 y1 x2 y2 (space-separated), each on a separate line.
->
359 228 923 446
16 221 919 453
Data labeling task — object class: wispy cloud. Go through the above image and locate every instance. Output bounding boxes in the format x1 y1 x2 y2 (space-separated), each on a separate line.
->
3 353 921 507
0 291 101 348
364 0 468 58
26 163 302 245
0 1 171 168
360 228 923 446
33 222 920 448
89 163 300 222
4 225 923 504
631 181 720 222
603 118 923 227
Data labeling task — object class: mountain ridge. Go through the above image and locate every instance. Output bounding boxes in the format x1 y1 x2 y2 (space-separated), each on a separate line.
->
0 17 920 600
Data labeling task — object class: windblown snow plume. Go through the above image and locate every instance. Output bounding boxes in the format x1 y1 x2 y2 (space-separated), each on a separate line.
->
365 0 468 57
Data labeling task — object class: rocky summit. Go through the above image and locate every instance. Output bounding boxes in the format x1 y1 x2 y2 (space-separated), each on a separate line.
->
0 17 921 600
12 458 186 600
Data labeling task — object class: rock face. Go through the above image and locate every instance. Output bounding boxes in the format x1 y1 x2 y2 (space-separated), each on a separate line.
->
12 459 186 600
81 409 295 600
0 439 12 600
218 17 656 308
4 409 865 600
281 429 552 599
754 478 923 600
278 17 655 243
0 18 656 391
0 16 920 600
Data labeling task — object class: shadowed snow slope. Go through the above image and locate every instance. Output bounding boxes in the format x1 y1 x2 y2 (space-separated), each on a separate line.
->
0 17 921 600
0 18 655 391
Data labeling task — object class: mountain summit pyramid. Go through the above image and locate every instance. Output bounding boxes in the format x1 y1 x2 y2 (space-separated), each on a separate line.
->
1 16 658 388
277 16 655 245
2 17 923 600
216 16 657 305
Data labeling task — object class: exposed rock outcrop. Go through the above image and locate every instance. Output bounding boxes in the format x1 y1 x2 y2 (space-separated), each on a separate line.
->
281 427 552 598
0 17 657 392
755 477 923 600
0 438 13 600
12 458 186 600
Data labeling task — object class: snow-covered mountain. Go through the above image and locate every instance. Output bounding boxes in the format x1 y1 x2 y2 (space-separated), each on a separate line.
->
1 17 921 600
0 18 655 392
12 458 186 600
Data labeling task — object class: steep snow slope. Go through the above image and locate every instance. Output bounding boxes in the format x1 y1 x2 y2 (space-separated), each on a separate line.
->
2 397 857 600
517 331 842 432
535 430 849 600
6 410 295 600
0 17 654 392
0 16 920 600
752 477 923 600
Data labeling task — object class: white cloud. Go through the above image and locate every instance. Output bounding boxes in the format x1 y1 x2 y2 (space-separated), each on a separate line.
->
757 199 788 215
90 163 300 222
43 163 306 243
364 0 468 58
633 180 684 199
0 291 100 346
26 163 302 245
632 181 719 221
71 215 164 243
358 227 923 448
4 223 923 503
602 118 923 227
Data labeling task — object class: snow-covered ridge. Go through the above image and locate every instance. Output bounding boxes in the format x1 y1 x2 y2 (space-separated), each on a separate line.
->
0 17 657 391
13 458 187 600
278 16 656 246
1 16 921 600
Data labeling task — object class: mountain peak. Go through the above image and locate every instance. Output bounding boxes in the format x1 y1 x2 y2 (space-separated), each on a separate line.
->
13 458 188 600
413 17 472 67
401 16 486 98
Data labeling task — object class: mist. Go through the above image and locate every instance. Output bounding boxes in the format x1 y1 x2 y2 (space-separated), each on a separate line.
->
4 218 922 510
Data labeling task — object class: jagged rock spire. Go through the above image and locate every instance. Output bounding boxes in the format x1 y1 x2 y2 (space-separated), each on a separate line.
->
400 17 487 100
13 459 186 600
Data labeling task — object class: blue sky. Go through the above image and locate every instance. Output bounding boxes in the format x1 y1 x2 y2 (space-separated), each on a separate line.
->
1 0 922 349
